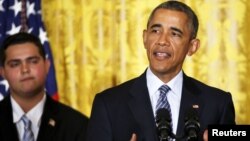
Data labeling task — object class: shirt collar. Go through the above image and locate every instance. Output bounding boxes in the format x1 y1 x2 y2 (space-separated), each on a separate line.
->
146 68 183 96
11 96 25 123
11 94 46 128
168 70 183 97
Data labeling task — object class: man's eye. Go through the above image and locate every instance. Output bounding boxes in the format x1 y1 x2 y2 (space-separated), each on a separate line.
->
152 29 158 33
9 62 20 68
152 29 160 33
30 59 38 64
151 28 160 33
172 32 181 37
28 58 40 64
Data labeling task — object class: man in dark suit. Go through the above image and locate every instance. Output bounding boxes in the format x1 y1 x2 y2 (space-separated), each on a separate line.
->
0 32 88 141
86 1 235 141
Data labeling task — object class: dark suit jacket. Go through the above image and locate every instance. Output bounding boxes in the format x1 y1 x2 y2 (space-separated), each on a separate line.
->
86 70 235 141
0 95 89 141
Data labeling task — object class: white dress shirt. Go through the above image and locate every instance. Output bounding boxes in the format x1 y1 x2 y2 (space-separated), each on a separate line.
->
11 94 46 141
146 68 183 135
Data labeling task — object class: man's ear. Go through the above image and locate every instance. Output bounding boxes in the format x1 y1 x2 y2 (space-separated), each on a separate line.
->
187 38 200 56
45 59 51 74
143 29 147 49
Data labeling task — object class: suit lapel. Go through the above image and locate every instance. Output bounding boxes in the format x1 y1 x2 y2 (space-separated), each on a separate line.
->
37 96 58 141
128 72 158 141
176 74 204 138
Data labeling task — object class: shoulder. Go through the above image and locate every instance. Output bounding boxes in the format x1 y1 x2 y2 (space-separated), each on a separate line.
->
58 101 88 119
0 95 11 113
184 74 232 100
90 74 147 111
42 97 88 140
45 96 89 124
94 74 144 101
101 77 137 94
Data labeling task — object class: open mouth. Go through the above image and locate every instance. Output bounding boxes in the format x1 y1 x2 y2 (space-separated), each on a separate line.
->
154 52 171 59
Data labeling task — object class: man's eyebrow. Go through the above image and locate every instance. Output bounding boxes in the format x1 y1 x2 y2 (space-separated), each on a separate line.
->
149 24 162 29
6 59 21 65
170 26 183 35
6 56 40 63
26 56 40 60
149 24 184 35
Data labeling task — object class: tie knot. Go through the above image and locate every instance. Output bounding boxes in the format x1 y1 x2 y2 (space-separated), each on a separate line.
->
21 115 32 129
159 85 170 94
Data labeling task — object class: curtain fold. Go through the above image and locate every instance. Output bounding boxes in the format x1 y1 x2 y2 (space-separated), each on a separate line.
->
42 0 250 124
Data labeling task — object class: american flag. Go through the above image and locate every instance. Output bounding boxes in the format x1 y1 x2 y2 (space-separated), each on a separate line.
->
0 0 58 101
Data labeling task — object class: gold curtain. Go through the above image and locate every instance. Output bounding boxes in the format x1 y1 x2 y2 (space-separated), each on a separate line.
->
42 0 250 124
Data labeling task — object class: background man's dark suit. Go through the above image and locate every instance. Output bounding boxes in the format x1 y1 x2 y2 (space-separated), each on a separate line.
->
0 95 89 141
86 70 235 141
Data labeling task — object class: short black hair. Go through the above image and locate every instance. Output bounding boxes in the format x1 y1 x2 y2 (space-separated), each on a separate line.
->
0 32 46 66
147 0 199 39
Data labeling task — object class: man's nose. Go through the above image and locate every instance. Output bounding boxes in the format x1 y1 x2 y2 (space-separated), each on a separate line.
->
21 63 30 74
157 33 170 47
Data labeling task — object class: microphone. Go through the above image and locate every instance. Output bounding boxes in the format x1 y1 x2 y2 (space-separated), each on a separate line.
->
184 108 200 141
156 108 172 141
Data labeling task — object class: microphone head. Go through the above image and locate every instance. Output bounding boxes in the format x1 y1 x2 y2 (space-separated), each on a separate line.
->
156 108 172 140
156 108 171 123
184 108 200 141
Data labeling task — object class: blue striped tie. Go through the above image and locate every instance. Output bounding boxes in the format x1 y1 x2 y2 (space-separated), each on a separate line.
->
156 85 173 140
21 115 34 141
